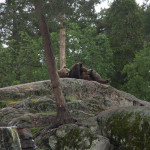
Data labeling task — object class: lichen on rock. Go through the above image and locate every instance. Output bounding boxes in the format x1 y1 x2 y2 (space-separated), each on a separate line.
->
37 124 111 150
97 106 150 150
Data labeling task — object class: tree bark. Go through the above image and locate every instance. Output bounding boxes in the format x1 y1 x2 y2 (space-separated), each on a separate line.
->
59 14 66 69
34 1 73 125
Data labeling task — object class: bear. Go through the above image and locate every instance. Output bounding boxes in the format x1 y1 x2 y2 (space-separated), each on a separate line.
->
58 66 70 78
68 62 82 79
80 71 92 81
80 65 108 83
59 63 109 84
90 70 109 84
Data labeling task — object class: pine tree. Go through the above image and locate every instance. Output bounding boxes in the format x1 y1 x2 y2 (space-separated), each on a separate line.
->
34 0 74 126
142 4 150 42
123 43 150 101
105 0 143 88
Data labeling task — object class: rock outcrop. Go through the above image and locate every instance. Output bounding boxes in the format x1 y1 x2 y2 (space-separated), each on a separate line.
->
0 78 150 150
97 106 150 149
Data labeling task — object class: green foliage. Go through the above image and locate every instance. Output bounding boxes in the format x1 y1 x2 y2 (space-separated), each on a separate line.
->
31 127 43 135
0 32 49 87
50 23 114 80
0 101 7 108
1 0 149 104
65 23 114 79
105 0 143 88
142 4 150 42
0 0 107 88
122 44 150 101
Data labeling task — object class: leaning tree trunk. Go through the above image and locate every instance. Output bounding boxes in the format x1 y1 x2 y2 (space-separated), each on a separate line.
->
34 1 73 125
59 14 66 70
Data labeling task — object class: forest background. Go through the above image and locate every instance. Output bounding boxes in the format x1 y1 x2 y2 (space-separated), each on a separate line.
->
0 0 150 101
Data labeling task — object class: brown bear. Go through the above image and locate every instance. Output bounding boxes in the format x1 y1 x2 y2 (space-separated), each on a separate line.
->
80 71 92 81
68 63 109 84
90 70 109 84
68 63 82 79
58 66 70 78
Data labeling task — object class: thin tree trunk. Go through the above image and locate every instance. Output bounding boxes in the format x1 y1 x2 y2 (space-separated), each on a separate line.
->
34 1 73 125
59 14 66 69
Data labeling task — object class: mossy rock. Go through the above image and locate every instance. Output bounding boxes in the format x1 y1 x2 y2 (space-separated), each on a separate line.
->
37 124 111 150
1 79 149 109
32 97 56 113
13 96 56 113
97 106 150 150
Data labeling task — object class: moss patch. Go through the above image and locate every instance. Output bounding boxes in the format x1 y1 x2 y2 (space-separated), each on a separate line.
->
98 109 150 149
48 125 96 150
66 96 80 101
37 111 56 115
31 98 38 103
0 101 7 108
8 101 18 105
31 127 43 135
0 98 23 107
19 84 33 90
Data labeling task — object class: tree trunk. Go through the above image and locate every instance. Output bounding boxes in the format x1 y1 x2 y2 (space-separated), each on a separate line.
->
59 14 66 69
34 1 73 125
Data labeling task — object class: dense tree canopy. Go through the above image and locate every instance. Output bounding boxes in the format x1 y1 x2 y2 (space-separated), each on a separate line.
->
142 4 150 42
48 23 114 81
123 43 150 101
105 0 143 88
66 23 114 79
0 0 149 102
0 32 48 87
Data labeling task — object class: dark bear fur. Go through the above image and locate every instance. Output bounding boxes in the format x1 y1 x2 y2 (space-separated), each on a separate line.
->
80 66 88 73
68 63 82 79
80 71 91 81
80 66 93 81
60 63 109 84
